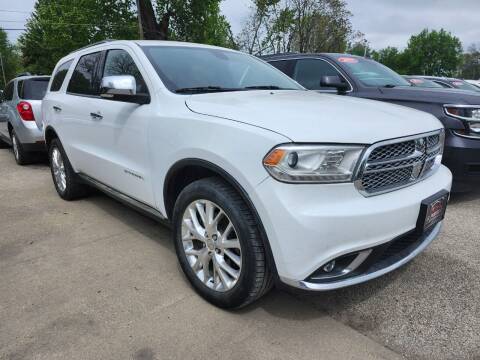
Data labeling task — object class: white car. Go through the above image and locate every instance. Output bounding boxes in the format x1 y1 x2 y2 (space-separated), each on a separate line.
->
42 40 452 308
465 79 480 89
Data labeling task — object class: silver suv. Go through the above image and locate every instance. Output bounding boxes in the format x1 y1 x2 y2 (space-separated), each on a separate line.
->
0 75 50 164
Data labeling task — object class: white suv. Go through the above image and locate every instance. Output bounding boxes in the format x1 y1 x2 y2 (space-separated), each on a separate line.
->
42 40 452 308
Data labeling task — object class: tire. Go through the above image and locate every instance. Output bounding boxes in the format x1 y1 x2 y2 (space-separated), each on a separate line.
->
11 130 32 165
48 138 89 200
172 177 273 309
0 136 9 149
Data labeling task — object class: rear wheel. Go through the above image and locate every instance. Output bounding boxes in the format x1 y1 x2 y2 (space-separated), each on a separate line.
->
48 138 89 200
173 177 273 309
11 130 32 165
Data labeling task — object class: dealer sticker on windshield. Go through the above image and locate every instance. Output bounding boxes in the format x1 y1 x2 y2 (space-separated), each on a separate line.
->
338 57 359 64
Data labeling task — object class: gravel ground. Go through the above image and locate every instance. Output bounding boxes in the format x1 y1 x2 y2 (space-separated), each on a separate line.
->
0 146 479 360
296 189 480 359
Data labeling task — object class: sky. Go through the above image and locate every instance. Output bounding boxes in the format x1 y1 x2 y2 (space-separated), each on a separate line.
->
1 0 479 50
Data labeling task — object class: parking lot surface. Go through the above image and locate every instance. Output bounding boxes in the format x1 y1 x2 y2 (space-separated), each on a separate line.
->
0 148 478 360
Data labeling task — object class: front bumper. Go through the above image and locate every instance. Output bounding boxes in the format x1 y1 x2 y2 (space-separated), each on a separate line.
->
443 129 480 192
253 165 452 289
282 222 442 290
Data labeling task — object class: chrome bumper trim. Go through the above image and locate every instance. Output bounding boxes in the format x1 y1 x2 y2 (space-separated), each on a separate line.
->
280 222 442 291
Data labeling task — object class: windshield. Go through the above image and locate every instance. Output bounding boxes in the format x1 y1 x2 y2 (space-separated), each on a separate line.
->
334 56 411 87
449 80 480 92
405 77 443 88
18 78 50 100
141 46 303 93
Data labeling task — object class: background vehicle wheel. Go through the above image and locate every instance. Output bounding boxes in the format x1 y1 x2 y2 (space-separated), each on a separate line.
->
173 177 273 309
10 130 32 165
48 138 89 200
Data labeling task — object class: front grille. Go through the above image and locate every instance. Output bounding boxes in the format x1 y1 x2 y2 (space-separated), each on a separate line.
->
356 130 444 196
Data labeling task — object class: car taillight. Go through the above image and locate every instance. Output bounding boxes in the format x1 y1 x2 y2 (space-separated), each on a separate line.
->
17 101 35 121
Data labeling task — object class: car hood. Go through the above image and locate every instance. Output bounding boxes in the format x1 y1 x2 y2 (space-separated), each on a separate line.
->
185 90 443 143
378 86 480 105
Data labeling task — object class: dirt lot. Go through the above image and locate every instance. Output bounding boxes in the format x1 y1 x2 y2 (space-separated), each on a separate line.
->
0 147 479 360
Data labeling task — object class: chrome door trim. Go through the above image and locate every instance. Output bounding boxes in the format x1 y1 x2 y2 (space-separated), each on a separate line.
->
78 173 168 223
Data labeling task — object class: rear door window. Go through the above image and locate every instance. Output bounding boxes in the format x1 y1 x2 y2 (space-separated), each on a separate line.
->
67 52 102 96
102 49 149 94
51 60 73 92
293 59 348 91
18 78 50 100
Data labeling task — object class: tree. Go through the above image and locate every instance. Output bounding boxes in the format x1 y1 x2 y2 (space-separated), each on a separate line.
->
238 0 353 55
0 28 21 88
461 44 480 80
18 0 138 75
347 31 371 57
371 47 404 73
136 0 171 40
155 0 236 48
401 29 463 76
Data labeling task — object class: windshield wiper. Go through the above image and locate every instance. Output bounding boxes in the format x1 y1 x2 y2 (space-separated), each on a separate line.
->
243 85 292 90
175 86 240 94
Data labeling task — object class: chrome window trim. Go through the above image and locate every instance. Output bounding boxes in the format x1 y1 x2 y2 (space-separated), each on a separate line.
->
267 57 354 93
354 129 444 197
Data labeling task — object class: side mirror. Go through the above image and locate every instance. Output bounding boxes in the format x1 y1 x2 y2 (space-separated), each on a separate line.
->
100 75 150 105
320 75 349 95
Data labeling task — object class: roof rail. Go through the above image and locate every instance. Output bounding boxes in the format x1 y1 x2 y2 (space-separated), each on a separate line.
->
70 39 117 54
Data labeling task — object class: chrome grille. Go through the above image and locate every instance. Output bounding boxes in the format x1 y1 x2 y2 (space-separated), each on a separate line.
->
369 141 416 161
355 130 444 196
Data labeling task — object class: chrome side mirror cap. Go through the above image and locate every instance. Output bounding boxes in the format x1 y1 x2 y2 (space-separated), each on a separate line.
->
100 75 150 105
101 75 137 95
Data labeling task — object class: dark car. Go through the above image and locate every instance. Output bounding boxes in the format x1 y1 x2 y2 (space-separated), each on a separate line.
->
262 53 480 191
419 76 480 93
404 76 444 89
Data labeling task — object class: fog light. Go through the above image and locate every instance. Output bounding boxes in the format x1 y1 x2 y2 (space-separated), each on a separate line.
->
323 260 336 273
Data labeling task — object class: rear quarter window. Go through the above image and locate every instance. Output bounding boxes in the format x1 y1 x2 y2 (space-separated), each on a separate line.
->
18 78 50 100
50 60 73 92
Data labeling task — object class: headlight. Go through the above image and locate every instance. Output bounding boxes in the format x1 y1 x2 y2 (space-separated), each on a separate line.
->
444 105 480 137
263 144 365 183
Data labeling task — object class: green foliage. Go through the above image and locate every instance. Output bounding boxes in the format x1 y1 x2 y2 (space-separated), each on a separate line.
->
461 44 480 80
361 29 463 76
401 29 463 76
0 28 22 88
18 0 138 75
156 0 236 48
371 47 404 73
238 0 353 55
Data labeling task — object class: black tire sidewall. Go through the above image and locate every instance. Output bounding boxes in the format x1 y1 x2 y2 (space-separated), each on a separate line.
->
173 179 261 309
11 131 28 165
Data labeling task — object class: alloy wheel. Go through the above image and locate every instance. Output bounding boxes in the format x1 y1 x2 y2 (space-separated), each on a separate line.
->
51 147 67 192
12 134 19 161
181 199 242 292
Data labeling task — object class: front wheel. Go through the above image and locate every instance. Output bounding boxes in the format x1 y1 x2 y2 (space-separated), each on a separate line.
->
172 177 273 309
48 138 89 200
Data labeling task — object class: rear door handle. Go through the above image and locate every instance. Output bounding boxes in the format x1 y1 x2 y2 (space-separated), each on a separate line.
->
90 112 103 120
53 106 62 112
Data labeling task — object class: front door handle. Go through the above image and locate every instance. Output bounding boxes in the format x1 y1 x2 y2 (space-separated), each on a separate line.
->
90 112 103 120
53 106 62 112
